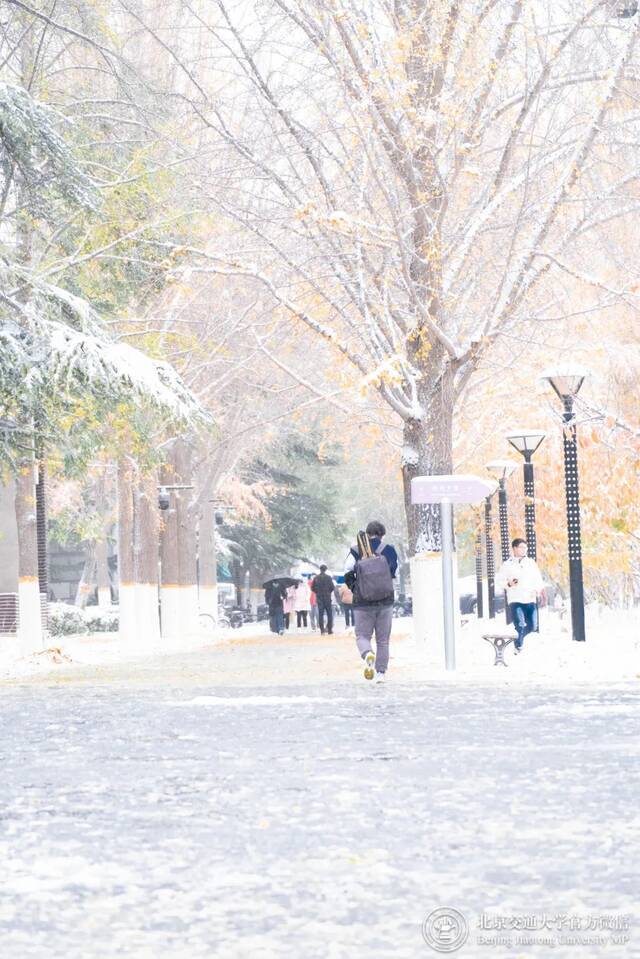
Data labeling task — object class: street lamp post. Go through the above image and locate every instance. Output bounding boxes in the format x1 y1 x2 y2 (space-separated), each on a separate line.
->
506 431 546 561
484 495 496 618
542 368 588 643
486 460 518 624
474 518 484 619
486 460 518 562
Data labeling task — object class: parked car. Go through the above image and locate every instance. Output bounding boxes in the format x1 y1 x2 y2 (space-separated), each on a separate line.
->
393 596 413 617
256 603 269 622
459 589 506 616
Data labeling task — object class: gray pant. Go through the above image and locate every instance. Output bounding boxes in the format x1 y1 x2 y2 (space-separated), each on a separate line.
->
354 605 393 674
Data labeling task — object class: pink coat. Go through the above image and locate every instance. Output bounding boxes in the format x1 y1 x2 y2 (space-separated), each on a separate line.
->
294 581 311 611
283 585 297 614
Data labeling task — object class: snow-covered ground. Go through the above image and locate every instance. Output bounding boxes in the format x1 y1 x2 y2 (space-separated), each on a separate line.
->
1 604 638 686
1 608 639 958
1 675 639 958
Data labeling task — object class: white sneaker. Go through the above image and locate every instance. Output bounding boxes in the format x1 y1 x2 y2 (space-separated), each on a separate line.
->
374 672 386 684
363 651 375 680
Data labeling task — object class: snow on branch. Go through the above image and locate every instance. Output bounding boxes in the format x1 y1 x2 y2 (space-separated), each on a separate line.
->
0 281 208 425
0 82 97 215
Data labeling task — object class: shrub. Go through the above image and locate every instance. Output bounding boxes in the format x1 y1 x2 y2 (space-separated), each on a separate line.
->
84 607 119 632
47 602 88 636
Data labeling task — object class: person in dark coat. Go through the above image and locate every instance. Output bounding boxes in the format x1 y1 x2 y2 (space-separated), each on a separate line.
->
311 565 335 635
264 581 287 635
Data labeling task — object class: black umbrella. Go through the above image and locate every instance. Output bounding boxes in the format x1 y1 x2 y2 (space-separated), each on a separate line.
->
262 576 300 589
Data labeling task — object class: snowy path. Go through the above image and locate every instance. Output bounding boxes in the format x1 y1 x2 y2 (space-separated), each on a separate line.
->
1 639 639 957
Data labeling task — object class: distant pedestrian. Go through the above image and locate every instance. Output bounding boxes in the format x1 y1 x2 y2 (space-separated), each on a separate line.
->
294 579 311 629
283 584 297 630
495 538 544 653
309 577 319 630
311 565 335 635
337 581 355 627
264 581 287 635
344 521 398 683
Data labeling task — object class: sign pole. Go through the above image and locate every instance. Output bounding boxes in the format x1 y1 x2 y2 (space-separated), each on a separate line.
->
441 500 456 671
411 475 497 671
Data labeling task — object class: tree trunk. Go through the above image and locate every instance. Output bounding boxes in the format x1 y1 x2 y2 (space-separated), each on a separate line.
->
95 538 111 608
75 543 96 608
198 500 218 618
117 458 135 641
94 469 112 608
160 438 198 638
401 369 455 554
401 367 459 649
134 472 160 644
232 557 244 606
15 454 44 653
176 442 198 632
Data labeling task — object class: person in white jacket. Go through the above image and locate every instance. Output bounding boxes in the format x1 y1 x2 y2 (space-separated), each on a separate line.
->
294 579 311 630
494 538 544 653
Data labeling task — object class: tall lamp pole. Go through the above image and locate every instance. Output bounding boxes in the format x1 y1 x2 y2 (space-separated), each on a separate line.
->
484 494 496 618
486 460 518 624
474 516 484 619
506 431 546 561
486 460 518 563
542 368 588 642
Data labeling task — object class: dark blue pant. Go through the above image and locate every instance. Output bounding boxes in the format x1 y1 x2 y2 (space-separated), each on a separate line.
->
344 604 355 626
318 597 333 634
510 602 537 649
269 608 285 633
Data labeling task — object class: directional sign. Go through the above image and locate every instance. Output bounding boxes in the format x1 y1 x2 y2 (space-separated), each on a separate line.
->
411 474 496 505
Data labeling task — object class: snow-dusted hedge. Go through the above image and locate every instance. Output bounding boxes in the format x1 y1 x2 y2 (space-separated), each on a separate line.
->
48 603 88 636
83 607 119 633
48 603 119 636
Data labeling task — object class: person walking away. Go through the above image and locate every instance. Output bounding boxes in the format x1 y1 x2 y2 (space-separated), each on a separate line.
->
311 565 335 635
333 582 345 626
495 538 544 653
344 521 398 683
265 581 287 635
294 579 311 630
283 584 296 630
308 577 319 630
338 581 355 627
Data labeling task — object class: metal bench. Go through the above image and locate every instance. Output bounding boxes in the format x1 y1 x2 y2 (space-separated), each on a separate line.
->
482 632 517 666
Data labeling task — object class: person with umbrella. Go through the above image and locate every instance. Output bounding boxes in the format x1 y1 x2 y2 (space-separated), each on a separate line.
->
262 577 298 636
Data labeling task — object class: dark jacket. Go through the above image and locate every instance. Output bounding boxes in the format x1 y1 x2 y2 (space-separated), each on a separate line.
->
311 572 334 601
265 582 287 612
344 536 398 608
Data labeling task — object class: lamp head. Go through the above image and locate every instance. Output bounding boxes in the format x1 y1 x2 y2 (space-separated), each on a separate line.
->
485 459 518 482
506 431 546 459
541 365 588 402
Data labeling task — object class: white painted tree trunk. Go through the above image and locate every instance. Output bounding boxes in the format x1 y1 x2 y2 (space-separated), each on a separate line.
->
160 440 199 640
198 501 218 620
15 457 44 655
96 538 111 609
410 553 460 654
133 474 160 648
17 579 43 656
117 459 136 643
